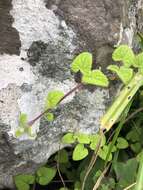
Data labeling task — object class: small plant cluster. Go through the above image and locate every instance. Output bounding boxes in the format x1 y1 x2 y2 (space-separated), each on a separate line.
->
15 91 64 138
14 44 143 190
14 121 143 190
14 166 57 190
15 45 143 138
15 50 110 138
61 132 128 161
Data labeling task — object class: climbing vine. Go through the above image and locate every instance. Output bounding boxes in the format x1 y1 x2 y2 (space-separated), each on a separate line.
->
14 45 143 190
15 45 143 138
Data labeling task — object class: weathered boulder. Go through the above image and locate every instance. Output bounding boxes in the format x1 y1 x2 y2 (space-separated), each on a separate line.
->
0 0 142 188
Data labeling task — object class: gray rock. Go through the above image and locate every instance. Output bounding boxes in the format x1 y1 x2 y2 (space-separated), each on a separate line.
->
0 0 142 188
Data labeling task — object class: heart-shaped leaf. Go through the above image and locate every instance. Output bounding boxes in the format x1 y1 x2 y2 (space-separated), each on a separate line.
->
36 167 57 185
107 143 117 152
23 127 36 138
107 65 133 84
116 137 129 149
90 134 106 150
15 128 25 137
113 158 138 187
82 70 109 87
45 90 64 109
98 145 112 161
118 66 133 84
134 52 143 68
55 149 69 163
76 133 90 144
19 113 28 126
71 52 92 74
62 133 75 144
131 142 142 153
126 128 141 142
72 144 88 161
14 175 35 190
112 45 135 67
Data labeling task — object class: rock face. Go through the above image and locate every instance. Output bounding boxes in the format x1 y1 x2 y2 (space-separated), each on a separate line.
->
0 0 142 188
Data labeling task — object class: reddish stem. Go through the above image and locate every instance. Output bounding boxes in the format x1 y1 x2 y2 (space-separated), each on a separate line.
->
28 83 83 126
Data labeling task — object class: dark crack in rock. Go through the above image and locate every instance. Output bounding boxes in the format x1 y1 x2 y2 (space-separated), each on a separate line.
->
28 40 74 81
0 0 21 55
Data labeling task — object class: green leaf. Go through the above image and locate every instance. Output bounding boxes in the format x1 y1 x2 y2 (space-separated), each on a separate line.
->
139 67 143 75
14 175 35 190
71 52 92 74
45 112 54 122
19 113 28 127
137 151 143 162
108 143 117 152
131 143 142 153
112 45 135 67
135 160 143 190
90 134 106 150
45 90 64 109
15 128 25 137
100 184 109 190
108 65 133 84
104 118 126 165
107 178 116 189
72 144 88 161
116 137 129 149
55 149 69 163
36 167 56 185
59 188 69 190
14 180 29 190
62 133 75 144
119 67 134 84
126 128 140 142
134 52 143 68
98 145 112 161
113 158 138 188
107 65 119 72
74 181 81 190
94 170 102 178
82 70 109 87
16 113 37 138
24 127 36 138
76 133 90 144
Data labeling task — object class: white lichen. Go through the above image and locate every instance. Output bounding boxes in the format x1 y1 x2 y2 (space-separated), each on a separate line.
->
11 0 76 57
0 0 77 140
0 55 35 90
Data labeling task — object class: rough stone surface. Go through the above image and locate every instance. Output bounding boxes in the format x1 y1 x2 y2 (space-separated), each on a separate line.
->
0 0 21 55
0 0 142 188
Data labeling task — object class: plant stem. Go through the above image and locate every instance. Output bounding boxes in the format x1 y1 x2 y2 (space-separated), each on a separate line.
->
81 129 104 190
28 83 83 126
57 144 66 188
124 182 136 190
92 163 110 190
100 73 143 131
105 117 125 166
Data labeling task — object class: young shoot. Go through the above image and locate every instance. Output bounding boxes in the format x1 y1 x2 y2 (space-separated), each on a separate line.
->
15 52 109 138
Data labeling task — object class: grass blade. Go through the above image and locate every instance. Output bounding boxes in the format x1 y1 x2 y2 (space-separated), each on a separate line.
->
104 118 125 166
135 161 143 190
